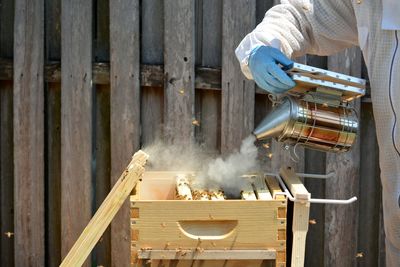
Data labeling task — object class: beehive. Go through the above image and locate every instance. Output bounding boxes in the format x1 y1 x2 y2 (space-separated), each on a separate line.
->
130 171 294 267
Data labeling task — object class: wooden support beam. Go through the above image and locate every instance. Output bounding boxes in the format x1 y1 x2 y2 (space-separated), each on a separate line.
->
60 151 149 267
13 0 45 265
60 0 93 266
279 167 310 267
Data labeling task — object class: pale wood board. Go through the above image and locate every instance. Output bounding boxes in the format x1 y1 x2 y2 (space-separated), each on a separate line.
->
138 249 276 260
13 0 45 265
324 47 361 267
279 167 310 201
252 176 273 200
110 0 141 266
291 202 310 267
241 179 257 200
221 0 256 154
60 1 93 266
265 175 285 200
60 151 148 267
131 201 286 250
163 0 195 145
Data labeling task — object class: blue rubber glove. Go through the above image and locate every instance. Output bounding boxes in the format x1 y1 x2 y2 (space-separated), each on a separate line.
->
248 46 296 94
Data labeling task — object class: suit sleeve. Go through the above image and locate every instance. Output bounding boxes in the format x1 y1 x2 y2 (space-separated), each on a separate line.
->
236 0 359 79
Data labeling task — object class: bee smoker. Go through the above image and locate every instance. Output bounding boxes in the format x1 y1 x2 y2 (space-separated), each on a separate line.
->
253 63 366 153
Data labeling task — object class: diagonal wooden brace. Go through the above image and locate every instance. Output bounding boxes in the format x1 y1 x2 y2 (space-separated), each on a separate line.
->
60 150 149 267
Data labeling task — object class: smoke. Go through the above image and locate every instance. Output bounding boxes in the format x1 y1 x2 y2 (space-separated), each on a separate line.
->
143 135 260 198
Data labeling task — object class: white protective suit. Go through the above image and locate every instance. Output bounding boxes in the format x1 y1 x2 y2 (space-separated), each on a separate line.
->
236 0 400 265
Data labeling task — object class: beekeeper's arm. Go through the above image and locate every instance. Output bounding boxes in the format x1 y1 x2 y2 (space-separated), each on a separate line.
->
236 0 358 93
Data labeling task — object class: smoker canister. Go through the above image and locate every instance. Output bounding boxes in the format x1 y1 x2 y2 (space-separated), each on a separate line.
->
253 96 358 152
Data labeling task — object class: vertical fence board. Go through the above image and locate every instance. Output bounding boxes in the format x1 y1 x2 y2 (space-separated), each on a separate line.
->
357 102 381 267
324 47 361 267
94 0 111 265
303 55 327 267
45 0 62 265
94 85 111 267
141 0 164 65
195 0 222 152
110 0 140 266
163 0 195 145
221 0 256 153
13 0 45 265
141 0 164 146
61 1 93 266
0 0 14 265
0 81 14 267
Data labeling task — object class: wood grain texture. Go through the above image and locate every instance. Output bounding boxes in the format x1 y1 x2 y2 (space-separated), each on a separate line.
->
221 0 256 153
45 0 62 264
141 0 164 65
110 0 140 266
0 0 14 265
303 55 327 267
13 0 45 265
0 81 14 267
60 1 93 266
324 47 361 267
357 102 381 267
60 151 148 267
163 0 195 145
94 85 111 267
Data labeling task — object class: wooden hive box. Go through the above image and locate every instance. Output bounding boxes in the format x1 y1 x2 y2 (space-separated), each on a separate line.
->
130 171 298 267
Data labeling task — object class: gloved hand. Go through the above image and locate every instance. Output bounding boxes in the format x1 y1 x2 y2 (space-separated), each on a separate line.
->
248 45 296 94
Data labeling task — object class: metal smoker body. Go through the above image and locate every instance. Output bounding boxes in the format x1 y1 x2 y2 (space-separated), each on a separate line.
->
253 63 366 153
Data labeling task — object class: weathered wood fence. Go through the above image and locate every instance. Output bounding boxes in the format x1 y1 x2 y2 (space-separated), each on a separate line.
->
0 0 384 266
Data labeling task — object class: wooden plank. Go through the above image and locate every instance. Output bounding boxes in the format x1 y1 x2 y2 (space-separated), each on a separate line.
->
0 81 14 267
201 0 222 67
303 55 327 267
357 102 381 267
109 0 141 266
241 180 257 200
131 200 286 250
195 0 222 152
324 47 361 267
138 249 276 260
60 1 93 266
291 201 310 267
252 176 272 200
60 151 149 267
94 85 111 267
0 0 14 265
45 0 62 265
13 0 45 265
0 58 226 91
163 0 195 145
265 175 285 200
141 87 164 146
221 0 256 153
279 167 310 201
93 0 111 265
141 0 164 64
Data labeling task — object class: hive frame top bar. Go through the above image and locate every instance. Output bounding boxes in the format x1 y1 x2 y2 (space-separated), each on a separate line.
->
286 63 366 102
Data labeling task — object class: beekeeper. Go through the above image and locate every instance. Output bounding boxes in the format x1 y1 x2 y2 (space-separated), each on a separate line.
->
236 0 400 265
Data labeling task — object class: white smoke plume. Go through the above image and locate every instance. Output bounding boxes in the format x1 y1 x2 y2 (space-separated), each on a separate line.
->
143 135 260 198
